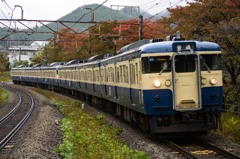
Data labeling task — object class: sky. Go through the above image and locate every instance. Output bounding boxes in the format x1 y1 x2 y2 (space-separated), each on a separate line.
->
0 0 190 20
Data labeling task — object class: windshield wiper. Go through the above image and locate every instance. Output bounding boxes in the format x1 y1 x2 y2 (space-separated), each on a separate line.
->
200 56 211 73
159 62 168 75
204 62 211 73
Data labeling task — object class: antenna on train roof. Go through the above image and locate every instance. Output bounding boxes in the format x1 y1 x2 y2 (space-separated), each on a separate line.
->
166 31 184 41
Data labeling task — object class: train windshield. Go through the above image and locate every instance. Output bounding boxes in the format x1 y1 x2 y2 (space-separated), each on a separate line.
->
200 54 222 71
142 56 171 74
174 55 196 73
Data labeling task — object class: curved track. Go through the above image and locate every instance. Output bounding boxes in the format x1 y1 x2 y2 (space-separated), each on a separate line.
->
0 84 34 151
159 137 240 159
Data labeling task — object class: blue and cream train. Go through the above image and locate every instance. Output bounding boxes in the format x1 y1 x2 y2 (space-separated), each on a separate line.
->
11 33 223 135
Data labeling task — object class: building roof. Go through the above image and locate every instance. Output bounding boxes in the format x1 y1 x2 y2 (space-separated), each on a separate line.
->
8 45 40 51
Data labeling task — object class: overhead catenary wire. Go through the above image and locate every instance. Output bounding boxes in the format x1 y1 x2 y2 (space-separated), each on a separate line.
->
0 0 189 44
2 0 13 12
74 0 108 26
141 0 163 16
0 1 25 44
0 8 8 19
145 0 189 20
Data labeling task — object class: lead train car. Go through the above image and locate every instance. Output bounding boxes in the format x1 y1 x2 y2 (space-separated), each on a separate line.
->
11 35 223 135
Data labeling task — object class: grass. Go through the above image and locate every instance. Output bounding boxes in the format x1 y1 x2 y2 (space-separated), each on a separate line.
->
0 87 8 107
33 88 149 159
0 72 10 107
217 111 240 143
0 72 11 82
220 84 240 143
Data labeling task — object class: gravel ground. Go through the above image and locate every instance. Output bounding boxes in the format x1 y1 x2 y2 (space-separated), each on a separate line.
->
0 84 239 159
0 84 63 159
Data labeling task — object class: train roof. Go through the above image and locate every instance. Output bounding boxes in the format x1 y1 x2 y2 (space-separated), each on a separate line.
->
116 32 221 55
100 39 221 65
11 66 31 70
139 40 221 54
65 59 83 65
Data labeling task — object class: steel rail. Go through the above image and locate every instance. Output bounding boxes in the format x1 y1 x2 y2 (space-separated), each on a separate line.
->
0 87 34 150
159 138 200 159
0 87 21 124
199 141 240 159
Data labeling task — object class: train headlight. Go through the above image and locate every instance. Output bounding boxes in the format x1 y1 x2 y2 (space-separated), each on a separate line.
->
153 80 161 88
210 78 218 85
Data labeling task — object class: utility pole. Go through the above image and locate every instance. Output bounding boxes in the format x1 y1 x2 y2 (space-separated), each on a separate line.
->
19 47 21 62
139 15 143 40
85 7 95 58
44 45 47 66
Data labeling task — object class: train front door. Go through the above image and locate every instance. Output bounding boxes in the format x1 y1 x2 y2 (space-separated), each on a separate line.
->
172 54 202 111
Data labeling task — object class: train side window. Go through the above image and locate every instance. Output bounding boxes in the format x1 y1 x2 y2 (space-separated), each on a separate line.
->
96 70 99 82
120 66 123 83
135 63 139 85
111 67 114 82
122 65 127 83
116 67 119 83
93 70 96 82
105 68 108 82
130 64 135 84
100 68 104 82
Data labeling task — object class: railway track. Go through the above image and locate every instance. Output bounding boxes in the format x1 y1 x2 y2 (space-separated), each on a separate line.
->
159 137 240 159
0 84 34 152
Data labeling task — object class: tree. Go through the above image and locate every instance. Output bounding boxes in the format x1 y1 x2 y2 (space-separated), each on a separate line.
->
12 60 29 68
0 53 9 72
159 0 240 85
112 18 165 50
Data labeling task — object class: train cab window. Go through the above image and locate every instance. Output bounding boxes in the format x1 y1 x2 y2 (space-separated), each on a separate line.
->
142 56 171 74
200 54 221 71
175 55 196 73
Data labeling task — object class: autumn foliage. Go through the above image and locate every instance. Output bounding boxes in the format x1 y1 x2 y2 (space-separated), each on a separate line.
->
33 19 165 64
159 0 240 85
32 0 240 85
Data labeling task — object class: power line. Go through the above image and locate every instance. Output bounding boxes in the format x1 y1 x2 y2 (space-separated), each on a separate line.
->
146 0 188 20
2 0 13 11
74 0 108 26
0 8 8 19
139 0 159 7
141 0 163 16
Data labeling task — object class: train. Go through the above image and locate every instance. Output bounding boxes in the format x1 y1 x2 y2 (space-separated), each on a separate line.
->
11 32 223 136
